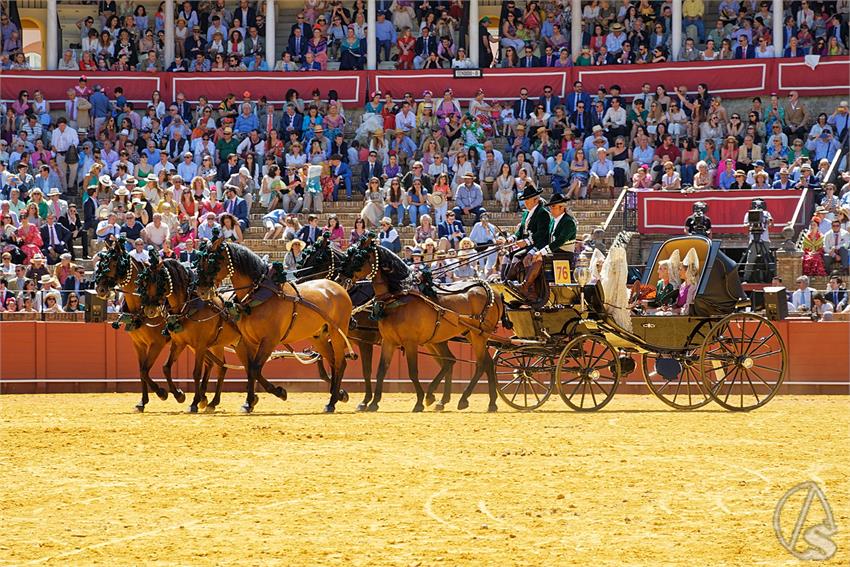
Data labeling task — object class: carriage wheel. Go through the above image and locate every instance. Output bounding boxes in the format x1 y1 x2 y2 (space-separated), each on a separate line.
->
494 348 555 411
643 351 712 410
699 313 787 411
556 334 619 411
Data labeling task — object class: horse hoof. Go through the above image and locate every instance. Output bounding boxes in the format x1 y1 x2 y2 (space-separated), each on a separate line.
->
174 390 186 404
198 396 208 410
324 404 336 413
425 393 436 406
276 387 288 401
339 389 349 403
366 403 379 412
203 404 217 413
457 398 470 411
412 403 424 413
134 404 145 413
156 389 168 401
356 402 368 412
187 405 199 414
240 403 254 414
434 402 445 412
488 404 498 413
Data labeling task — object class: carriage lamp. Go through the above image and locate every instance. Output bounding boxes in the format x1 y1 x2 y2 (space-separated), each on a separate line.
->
574 267 590 311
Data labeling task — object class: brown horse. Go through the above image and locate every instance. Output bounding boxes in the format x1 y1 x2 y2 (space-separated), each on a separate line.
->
94 238 185 411
193 236 354 413
296 236 458 411
136 257 250 413
338 235 503 412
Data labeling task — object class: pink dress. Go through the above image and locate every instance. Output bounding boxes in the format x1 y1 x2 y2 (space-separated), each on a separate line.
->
17 224 43 264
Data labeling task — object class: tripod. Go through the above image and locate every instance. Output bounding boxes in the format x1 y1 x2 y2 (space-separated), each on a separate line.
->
741 232 774 283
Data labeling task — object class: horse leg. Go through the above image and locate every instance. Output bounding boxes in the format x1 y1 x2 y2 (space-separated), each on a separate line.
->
206 355 228 411
426 343 457 411
368 343 396 412
195 356 214 410
134 340 168 409
186 348 209 413
162 342 188 408
240 341 266 413
356 340 374 411
161 344 186 404
458 337 495 411
404 343 425 412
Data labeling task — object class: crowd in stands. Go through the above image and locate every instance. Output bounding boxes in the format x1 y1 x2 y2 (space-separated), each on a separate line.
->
2 23 850 314
2 0 849 71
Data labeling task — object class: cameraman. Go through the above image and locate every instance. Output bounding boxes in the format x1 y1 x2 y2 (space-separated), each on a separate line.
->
742 198 775 282
744 198 773 244
684 201 712 237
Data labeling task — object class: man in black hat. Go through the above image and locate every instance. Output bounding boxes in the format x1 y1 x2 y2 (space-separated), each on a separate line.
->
505 185 551 302
538 193 577 266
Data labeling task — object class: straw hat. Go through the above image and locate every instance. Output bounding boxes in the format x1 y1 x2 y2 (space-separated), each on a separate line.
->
288 239 305 251
99 175 113 187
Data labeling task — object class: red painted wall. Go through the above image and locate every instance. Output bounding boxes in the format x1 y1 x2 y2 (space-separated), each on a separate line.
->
0 321 847 395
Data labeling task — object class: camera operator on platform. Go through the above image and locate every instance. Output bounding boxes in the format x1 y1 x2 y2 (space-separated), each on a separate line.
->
684 201 712 237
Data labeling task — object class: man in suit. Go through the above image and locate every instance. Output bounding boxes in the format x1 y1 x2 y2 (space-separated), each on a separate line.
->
279 104 303 138
513 87 533 124
296 214 321 244
46 187 68 217
571 101 593 139
288 27 308 63
40 212 71 261
222 185 249 231
234 0 257 29
537 193 577 267
734 35 755 59
540 46 557 67
506 186 551 303
437 210 466 250
826 276 847 311
290 12 313 40
329 154 353 200
519 45 540 68
413 27 438 69
61 265 90 298
59 202 86 259
538 86 561 115
565 81 591 114
0 278 13 308
360 151 383 194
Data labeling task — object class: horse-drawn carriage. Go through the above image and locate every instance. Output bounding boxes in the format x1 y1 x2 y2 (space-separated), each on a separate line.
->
490 235 788 412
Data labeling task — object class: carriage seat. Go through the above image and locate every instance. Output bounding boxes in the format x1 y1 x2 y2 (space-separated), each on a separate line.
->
644 236 710 285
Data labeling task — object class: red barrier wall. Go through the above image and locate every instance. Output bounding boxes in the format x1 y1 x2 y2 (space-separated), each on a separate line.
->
2 57 848 107
0 321 847 396
635 189 805 234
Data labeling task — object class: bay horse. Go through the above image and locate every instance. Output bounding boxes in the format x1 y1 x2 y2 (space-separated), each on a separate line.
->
136 256 249 413
296 236 458 411
193 235 354 413
338 235 503 412
94 237 185 411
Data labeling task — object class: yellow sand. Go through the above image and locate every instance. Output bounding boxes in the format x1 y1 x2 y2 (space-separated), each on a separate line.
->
1 394 848 566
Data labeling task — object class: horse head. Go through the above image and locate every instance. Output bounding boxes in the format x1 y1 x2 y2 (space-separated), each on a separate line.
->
137 251 173 319
94 236 131 299
193 230 228 300
338 232 379 289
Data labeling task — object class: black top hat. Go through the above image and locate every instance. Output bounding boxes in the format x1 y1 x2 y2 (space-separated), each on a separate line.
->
517 185 543 201
547 193 571 207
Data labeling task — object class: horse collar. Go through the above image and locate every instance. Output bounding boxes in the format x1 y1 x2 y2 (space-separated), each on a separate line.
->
366 243 380 281
223 243 235 280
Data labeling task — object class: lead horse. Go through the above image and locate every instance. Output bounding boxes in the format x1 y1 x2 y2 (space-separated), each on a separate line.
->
94 237 185 411
338 234 504 412
296 235 458 411
193 235 354 413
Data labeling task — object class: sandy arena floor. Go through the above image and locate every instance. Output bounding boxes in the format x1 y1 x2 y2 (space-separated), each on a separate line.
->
1 393 848 566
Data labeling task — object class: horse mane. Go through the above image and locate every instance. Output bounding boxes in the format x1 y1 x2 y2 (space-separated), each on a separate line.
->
226 241 267 280
377 245 412 293
162 258 194 293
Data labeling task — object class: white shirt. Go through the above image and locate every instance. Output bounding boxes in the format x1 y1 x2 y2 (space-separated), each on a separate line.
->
541 212 564 256
143 222 170 246
51 127 80 152
395 110 416 132
523 202 539 246
129 249 150 263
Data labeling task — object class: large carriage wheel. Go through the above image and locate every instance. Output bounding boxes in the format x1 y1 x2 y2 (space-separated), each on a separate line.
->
643 351 712 410
556 334 620 411
699 313 787 411
494 348 555 411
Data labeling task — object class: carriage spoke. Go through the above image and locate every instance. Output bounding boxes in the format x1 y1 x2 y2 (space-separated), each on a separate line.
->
742 368 762 405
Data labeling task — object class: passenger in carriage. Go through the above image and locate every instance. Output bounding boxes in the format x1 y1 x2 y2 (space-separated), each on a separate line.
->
647 259 677 309
674 248 700 315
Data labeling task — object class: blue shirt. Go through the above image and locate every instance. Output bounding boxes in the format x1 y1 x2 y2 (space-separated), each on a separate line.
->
454 183 483 209
590 159 613 177
90 91 111 119
375 19 397 43
235 113 260 134
262 209 287 224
